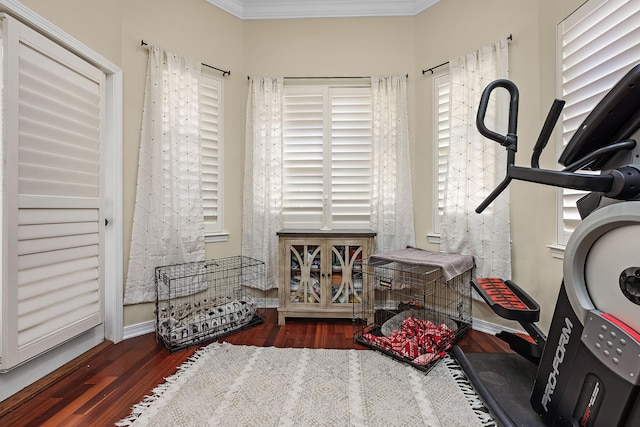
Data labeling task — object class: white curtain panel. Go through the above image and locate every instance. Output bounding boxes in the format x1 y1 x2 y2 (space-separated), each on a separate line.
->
124 46 205 305
440 38 512 280
370 75 416 253
242 77 284 290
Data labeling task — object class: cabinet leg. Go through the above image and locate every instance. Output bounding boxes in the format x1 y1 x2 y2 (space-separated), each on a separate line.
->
277 312 286 325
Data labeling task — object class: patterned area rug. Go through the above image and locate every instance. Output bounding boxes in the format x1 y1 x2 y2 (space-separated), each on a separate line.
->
116 342 495 426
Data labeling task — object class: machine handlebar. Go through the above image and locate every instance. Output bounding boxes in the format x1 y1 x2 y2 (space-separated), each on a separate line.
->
476 79 519 150
474 79 640 214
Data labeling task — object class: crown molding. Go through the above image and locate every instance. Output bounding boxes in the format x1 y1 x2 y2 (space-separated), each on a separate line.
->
414 0 440 14
207 0 244 19
206 0 440 20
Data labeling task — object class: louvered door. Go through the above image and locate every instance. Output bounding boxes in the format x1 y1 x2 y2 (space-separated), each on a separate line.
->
1 14 105 370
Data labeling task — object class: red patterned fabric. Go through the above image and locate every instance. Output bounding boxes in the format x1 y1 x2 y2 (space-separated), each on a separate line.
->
362 316 455 365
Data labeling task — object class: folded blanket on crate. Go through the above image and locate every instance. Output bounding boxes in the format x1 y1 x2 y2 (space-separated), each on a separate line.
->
361 316 455 366
157 298 257 345
368 247 474 282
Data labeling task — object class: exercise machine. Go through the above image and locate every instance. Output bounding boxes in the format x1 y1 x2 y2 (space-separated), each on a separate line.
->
452 64 640 426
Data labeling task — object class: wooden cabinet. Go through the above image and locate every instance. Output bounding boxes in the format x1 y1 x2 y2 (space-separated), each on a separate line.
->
277 230 375 325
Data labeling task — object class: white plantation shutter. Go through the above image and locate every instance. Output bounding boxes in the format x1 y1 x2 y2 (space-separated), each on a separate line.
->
2 16 105 369
282 85 372 229
330 88 372 228
557 0 640 244
283 86 324 226
200 73 223 234
433 73 450 233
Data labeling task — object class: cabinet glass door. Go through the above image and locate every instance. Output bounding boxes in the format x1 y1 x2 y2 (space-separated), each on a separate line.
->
289 244 321 305
330 244 363 306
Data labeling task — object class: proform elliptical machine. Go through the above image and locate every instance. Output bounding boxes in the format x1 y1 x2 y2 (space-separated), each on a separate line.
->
452 64 640 427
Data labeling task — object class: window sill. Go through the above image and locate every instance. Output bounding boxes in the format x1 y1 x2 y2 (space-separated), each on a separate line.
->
426 233 441 244
429 234 565 260
205 232 229 243
547 244 565 260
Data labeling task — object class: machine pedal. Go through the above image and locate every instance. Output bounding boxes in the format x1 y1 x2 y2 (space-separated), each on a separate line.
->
473 278 540 323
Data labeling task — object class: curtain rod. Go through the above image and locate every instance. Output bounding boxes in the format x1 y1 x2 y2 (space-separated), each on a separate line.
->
421 34 513 75
140 40 231 76
284 76 370 79
246 74 409 80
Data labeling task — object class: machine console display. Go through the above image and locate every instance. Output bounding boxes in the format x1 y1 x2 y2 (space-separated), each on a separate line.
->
559 64 640 170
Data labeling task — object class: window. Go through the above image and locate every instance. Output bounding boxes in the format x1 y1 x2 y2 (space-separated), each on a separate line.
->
200 71 224 238
556 0 640 245
432 73 450 237
282 84 373 230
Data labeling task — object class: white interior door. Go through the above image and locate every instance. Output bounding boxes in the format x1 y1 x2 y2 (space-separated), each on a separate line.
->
1 13 105 370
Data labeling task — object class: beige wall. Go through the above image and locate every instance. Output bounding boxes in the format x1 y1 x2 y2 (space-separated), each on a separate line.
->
20 0 123 65
20 0 587 332
243 16 415 76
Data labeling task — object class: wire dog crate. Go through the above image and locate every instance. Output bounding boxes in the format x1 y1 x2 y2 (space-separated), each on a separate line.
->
354 257 472 372
155 255 265 352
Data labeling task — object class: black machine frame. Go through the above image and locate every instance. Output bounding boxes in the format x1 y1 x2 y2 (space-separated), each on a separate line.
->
454 64 640 427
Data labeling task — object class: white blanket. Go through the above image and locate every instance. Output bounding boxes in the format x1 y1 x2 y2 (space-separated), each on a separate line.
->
157 298 257 348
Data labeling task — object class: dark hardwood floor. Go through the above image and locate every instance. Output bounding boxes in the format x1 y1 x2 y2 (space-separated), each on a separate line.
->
0 309 511 427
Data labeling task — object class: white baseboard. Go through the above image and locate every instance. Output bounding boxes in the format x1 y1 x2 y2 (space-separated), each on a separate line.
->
122 315 524 342
471 318 524 336
123 320 155 340
121 297 278 341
